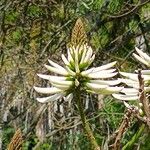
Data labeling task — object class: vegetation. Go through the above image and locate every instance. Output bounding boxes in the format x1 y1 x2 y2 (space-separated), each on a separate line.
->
0 0 150 149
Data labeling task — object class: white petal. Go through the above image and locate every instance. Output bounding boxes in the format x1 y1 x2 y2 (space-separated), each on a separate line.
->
81 68 95 76
61 54 70 65
83 46 93 63
50 80 72 86
67 48 74 62
82 68 116 77
78 45 83 56
74 47 80 73
118 78 139 88
45 64 68 75
90 79 121 85
68 47 74 57
93 61 117 72
133 53 149 66
34 86 62 94
80 45 88 64
87 72 117 79
112 94 138 100
96 86 123 94
141 70 150 75
51 83 70 90
120 72 138 81
118 78 138 84
89 54 95 64
120 72 150 81
48 59 66 70
37 74 51 80
75 79 80 87
86 82 108 90
37 94 63 103
121 88 138 95
135 47 150 64
78 45 85 56
142 75 150 81
37 74 66 81
66 66 76 76
64 93 73 102
92 68 116 73
123 101 131 109
145 87 150 92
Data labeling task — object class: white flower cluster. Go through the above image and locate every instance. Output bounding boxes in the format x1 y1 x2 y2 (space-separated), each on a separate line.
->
34 44 123 103
113 47 150 101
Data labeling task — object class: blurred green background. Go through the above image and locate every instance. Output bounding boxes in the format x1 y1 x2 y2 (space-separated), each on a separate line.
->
0 0 150 149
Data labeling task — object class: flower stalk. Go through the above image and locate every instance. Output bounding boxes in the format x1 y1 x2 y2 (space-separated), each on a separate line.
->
75 87 100 150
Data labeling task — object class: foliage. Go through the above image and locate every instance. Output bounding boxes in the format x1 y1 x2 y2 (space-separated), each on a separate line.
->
0 0 150 149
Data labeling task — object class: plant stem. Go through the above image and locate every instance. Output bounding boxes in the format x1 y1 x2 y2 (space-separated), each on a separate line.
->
75 88 100 150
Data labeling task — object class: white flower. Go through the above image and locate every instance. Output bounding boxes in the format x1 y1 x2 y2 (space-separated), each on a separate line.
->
112 47 150 101
34 44 122 103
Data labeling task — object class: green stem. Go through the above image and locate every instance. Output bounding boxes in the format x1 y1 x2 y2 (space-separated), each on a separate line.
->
122 124 145 150
75 88 100 150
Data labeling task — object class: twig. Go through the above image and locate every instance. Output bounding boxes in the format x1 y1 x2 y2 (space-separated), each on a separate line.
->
109 109 132 150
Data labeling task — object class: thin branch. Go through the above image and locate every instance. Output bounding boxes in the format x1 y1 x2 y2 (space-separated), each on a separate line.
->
109 109 132 150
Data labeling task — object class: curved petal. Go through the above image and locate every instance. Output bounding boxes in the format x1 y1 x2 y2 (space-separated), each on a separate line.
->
141 70 150 75
123 101 132 109
118 78 138 84
87 72 117 79
74 47 80 73
67 48 74 62
82 69 117 77
120 72 138 81
92 68 116 73
34 86 62 94
50 80 73 86
86 82 108 90
51 83 70 90
118 78 139 88
61 54 70 65
37 93 64 103
96 86 123 94
112 93 139 100
121 88 138 95
66 66 76 76
83 46 93 63
93 61 117 72
135 47 150 64
120 72 150 81
133 53 149 66
81 68 95 76
89 54 95 64
64 93 73 102
37 74 66 81
145 87 150 92
80 45 88 64
48 59 66 70
45 64 68 75
90 79 121 85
